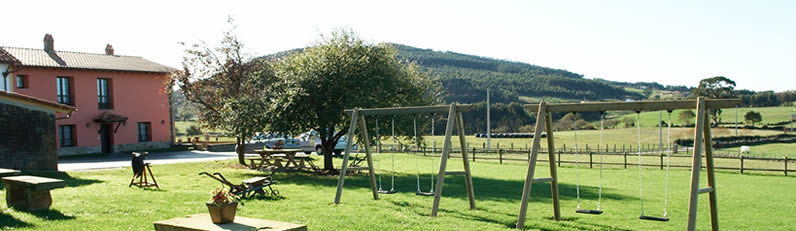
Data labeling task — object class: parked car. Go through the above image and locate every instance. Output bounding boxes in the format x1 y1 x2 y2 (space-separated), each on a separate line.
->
263 138 314 154
299 130 357 156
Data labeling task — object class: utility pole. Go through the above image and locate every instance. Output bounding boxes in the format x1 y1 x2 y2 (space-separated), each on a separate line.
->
735 106 739 136
486 88 491 152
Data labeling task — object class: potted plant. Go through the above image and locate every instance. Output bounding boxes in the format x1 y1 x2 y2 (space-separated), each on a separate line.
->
206 188 239 224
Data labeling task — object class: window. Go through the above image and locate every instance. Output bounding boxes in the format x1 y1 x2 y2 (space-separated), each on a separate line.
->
97 78 112 109
1 75 7 91
57 77 73 105
138 122 152 142
59 125 76 147
16 75 27 89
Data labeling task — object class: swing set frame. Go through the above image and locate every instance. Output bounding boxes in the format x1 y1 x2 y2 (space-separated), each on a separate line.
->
518 97 740 231
334 104 477 217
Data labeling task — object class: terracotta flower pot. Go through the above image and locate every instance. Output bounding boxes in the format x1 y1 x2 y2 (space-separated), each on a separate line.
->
206 201 238 224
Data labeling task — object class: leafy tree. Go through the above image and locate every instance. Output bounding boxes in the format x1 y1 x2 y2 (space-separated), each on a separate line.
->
622 116 636 128
694 76 736 126
172 19 279 164
271 30 434 172
744 111 762 126
678 110 696 126
186 125 203 136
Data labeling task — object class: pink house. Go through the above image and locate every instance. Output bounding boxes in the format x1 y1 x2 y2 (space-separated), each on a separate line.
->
1 34 175 155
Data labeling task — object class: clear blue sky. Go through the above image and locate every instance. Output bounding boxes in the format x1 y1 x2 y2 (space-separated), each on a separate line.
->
2 0 794 91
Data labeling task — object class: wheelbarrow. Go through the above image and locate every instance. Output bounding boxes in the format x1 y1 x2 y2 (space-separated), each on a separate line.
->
198 170 279 198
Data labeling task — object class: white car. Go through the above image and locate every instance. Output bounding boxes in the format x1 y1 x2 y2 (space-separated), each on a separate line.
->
298 130 357 156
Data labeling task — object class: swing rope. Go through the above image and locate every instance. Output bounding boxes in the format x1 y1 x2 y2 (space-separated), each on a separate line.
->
636 111 645 216
598 111 605 211
414 115 434 196
573 112 603 215
376 118 383 192
663 111 673 217
638 110 671 222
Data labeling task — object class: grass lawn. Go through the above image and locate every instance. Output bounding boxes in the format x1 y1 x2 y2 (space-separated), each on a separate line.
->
2 154 794 230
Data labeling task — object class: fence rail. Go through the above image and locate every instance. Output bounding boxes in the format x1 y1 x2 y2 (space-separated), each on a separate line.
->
369 143 793 176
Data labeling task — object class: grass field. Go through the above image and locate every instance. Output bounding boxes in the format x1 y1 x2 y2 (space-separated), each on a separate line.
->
1 154 793 230
608 106 795 128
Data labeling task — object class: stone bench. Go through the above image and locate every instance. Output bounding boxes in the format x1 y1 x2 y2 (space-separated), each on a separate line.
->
0 168 21 177
154 213 307 231
1 175 65 211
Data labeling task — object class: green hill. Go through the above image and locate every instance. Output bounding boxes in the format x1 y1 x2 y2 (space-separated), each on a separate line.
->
392 44 643 103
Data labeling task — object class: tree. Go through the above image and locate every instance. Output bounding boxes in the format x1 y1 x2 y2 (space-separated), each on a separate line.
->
744 111 762 126
172 19 279 164
678 110 696 126
271 30 434 173
694 76 736 126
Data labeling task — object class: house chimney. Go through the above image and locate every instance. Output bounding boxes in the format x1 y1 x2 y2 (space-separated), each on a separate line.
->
43 34 54 51
105 44 114 56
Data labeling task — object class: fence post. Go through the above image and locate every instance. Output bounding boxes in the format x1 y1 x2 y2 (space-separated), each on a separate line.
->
740 155 744 174
624 152 628 169
472 147 476 162
511 143 514 152
563 144 566 153
423 146 426 156
589 152 593 168
497 143 500 151
613 144 616 153
499 149 503 164
660 153 664 170
558 150 562 167
525 143 528 152
785 156 789 176
622 144 625 153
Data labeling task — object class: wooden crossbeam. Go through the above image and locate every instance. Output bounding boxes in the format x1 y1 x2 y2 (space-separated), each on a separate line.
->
344 104 472 116
524 99 740 113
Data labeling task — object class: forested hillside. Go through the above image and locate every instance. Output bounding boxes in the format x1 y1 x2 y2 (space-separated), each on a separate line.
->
392 44 642 103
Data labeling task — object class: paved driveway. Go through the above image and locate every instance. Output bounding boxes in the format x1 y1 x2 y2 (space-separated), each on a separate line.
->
58 150 239 171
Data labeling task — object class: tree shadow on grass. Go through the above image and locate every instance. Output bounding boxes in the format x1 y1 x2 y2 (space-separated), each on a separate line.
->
22 209 75 221
0 213 31 229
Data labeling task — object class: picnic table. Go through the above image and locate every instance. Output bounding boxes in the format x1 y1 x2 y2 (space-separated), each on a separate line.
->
250 149 317 172
0 168 21 177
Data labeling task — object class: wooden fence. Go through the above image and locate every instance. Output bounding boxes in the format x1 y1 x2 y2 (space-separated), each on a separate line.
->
373 143 793 176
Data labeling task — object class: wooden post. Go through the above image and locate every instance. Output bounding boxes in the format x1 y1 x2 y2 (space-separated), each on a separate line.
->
431 104 458 217
451 111 477 210
686 97 707 231
517 102 559 229
614 144 616 153
589 152 593 168
358 115 379 201
786 156 789 176
473 147 476 162
702 107 720 231
624 152 628 169
740 155 744 174
334 109 360 204
544 110 561 222
499 149 504 164
558 150 561 167
660 153 664 170
511 143 514 152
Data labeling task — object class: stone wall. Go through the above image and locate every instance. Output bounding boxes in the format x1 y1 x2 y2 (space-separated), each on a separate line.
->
0 103 58 171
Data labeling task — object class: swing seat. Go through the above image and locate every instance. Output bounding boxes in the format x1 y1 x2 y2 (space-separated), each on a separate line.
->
639 215 669 222
378 189 396 194
576 209 603 215
415 191 434 196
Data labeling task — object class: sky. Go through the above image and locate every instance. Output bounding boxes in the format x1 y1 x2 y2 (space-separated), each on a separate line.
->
2 0 794 92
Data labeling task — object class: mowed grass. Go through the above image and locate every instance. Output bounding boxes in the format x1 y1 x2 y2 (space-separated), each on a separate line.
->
608 106 795 128
1 154 794 230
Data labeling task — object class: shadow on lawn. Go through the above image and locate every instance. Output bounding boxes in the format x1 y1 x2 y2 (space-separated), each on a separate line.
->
264 170 637 203
0 213 31 229
0 172 102 190
22 209 75 221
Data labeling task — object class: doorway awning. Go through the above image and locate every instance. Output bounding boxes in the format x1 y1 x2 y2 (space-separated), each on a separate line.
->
94 112 128 133
94 112 128 123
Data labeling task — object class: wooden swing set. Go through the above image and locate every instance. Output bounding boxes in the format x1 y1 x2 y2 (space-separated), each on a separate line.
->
518 97 739 231
332 98 737 231
333 104 477 216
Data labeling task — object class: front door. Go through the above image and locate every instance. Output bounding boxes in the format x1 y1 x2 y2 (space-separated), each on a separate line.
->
100 124 114 153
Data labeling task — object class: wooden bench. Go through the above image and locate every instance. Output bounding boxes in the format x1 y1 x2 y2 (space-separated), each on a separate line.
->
1 175 65 211
154 213 307 231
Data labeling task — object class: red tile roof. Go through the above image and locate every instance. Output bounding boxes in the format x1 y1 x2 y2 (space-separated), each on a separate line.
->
1 47 175 73
0 48 20 64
